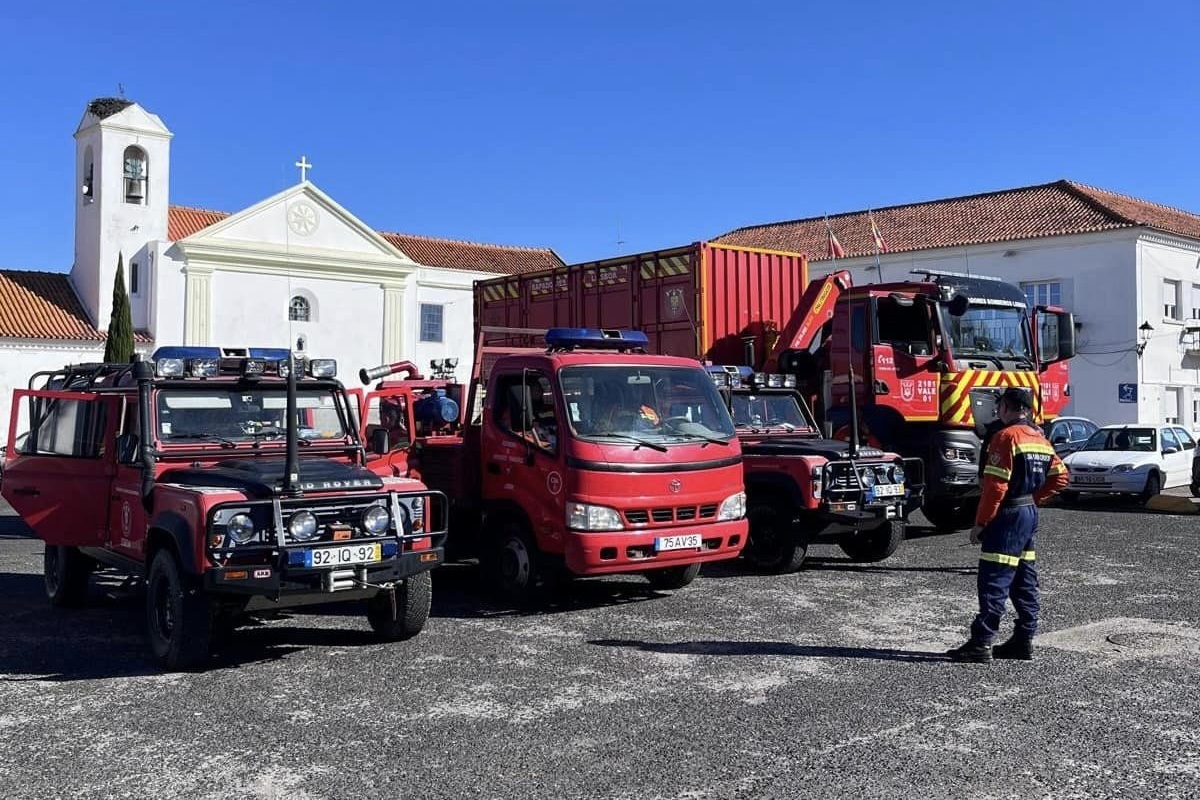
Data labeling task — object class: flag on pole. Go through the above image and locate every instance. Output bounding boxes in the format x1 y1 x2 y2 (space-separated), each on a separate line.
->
869 212 889 254
825 218 846 259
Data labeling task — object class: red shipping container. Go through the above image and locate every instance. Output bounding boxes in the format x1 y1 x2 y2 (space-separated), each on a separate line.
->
475 242 809 365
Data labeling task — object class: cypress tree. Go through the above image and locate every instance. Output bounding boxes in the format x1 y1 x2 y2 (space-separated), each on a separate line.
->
103 254 135 363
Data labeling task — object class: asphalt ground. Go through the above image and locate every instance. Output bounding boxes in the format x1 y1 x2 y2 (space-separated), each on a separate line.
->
0 495 1197 800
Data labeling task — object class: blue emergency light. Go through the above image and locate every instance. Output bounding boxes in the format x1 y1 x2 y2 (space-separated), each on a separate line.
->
148 346 336 379
545 328 650 352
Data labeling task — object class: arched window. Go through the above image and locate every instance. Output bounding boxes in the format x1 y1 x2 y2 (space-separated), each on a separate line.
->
289 296 311 322
123 146 147 204
82 146 95 204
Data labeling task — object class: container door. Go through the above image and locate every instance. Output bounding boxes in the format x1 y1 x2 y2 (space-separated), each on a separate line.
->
2 390 114 546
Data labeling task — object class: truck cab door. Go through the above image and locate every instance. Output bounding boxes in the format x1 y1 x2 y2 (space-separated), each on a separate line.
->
482 370 563 550
2 390 114 547
107 396 149 559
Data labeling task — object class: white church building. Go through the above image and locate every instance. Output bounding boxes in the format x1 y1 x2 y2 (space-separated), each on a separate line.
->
716 180 1200 430
0 98 563 443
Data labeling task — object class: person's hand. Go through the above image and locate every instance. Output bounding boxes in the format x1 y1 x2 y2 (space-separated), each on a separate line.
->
969 525 983 545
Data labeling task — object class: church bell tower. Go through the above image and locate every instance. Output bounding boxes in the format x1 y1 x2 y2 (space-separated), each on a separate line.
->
71 98 172 332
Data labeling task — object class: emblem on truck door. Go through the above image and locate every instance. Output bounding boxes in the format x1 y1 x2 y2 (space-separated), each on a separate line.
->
669 480 682 493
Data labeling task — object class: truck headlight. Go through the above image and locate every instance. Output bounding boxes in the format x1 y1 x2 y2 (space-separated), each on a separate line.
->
565 502 623 531
361 505 391 535
288 511 320 541
227 513 256 544
857 467 877 488
890 463 906 483
718 491 746 521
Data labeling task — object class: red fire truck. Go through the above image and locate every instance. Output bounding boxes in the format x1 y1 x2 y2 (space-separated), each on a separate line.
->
357 328 749 600
1 347 445 670
475 242 1075 532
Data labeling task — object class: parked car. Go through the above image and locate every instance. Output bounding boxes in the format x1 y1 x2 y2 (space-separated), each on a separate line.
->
1062 424 1196 502
1043 416 1099 457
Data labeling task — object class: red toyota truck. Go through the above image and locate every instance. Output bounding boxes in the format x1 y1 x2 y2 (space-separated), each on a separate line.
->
358 328 749 600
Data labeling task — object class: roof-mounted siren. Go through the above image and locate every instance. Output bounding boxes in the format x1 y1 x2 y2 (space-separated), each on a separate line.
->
149 346 335 379
545 328 649 353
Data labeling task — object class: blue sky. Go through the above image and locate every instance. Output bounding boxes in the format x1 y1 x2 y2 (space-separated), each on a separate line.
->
2 0 1198 272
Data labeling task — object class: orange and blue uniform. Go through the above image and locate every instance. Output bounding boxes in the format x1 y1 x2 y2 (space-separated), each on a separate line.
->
971 420 1068 644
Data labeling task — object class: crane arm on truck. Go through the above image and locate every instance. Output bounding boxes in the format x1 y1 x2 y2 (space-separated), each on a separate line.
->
765 270 852 369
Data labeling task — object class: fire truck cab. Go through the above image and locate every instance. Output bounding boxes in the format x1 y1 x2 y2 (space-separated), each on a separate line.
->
360 328 749 600
1 347 445 670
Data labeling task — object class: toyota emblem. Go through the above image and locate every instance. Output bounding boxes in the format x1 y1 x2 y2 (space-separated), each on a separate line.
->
668 480 682 493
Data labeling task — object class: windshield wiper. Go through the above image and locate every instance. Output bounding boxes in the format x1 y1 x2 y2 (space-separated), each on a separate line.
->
164 432 237 448
590 433 669 452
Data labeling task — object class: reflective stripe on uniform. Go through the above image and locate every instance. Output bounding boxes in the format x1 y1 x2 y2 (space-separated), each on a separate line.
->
1048 463 1067 476
1021 550 1036 561
1014 442 1056 456
980 551 1021 567
984 465 1011 480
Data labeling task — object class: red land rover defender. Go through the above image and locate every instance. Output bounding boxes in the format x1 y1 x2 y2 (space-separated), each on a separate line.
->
1 347 445 670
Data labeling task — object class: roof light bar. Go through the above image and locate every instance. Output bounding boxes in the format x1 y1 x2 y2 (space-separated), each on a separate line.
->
545 328 650 351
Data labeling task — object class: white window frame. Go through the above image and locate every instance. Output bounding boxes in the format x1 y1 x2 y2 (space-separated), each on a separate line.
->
1021 280 1062 309
1163 278 1182 321
1163 386 1182 425
419 303 444 343
288 295 311 322
1192 395 1200 431
1190 283 1200 321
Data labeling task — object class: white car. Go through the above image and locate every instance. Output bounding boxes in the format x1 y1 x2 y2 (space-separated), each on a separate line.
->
1063 424 1196 501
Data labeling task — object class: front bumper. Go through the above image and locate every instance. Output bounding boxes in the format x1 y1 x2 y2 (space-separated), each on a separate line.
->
817 498 905 532
205 543 443 598
563 518 747 575
1068 472 1151 494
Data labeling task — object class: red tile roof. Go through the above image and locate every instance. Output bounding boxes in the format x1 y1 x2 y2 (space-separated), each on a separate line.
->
0 270 151 342
714 180 1200 261
380 231 565 275
168 205 230 240
167 206 563 275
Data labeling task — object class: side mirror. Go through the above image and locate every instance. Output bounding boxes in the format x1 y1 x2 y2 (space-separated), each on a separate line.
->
1163 446 1180 455
1052 435 1068 445
369 427 389 455
116 433 139 464
947 294 970 318
1055 311 1076 361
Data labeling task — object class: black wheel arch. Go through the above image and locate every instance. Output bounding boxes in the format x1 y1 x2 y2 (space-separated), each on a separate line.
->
147 510 198 575
744 474 804 512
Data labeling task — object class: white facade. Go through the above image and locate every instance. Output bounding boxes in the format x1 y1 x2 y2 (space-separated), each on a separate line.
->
805 228 1200 431
0 100 505 444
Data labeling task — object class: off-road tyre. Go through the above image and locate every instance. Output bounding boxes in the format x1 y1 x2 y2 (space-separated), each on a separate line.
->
1141 472 1162 503
921 499 976 533
367 571 432 641
744 504 807 574
483 520 545 604
44 545 93 607
839 519 905 563
146 549 212 671
644 562 702 590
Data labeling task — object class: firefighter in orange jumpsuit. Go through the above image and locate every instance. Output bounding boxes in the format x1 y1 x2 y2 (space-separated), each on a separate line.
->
947 387 1068 663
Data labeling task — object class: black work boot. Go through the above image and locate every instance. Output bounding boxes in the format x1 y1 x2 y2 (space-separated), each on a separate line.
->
992 636 1034 661
946 640 993 663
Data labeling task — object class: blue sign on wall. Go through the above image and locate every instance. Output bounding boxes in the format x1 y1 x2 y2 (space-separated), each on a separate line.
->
1118 383 1138 403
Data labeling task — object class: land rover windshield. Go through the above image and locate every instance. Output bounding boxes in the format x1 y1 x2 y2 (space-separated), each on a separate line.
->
156 387 353 443
560 365 736 444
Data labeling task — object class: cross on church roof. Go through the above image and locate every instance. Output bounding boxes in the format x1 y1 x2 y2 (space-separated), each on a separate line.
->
295 155 312 182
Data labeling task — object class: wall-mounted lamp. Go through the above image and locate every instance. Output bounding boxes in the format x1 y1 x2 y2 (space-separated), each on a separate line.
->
1136 321 1154 356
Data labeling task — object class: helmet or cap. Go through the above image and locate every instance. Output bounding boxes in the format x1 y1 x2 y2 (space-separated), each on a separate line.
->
999 387 1034 411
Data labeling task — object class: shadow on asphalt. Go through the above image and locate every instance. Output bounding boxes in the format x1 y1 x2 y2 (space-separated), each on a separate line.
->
589 638 951 663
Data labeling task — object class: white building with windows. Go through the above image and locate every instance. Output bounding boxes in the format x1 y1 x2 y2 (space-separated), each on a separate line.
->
715 180 1200 431
0 98 563 443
